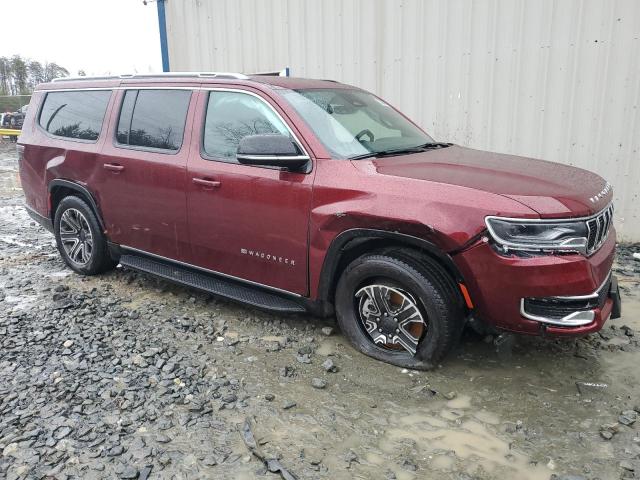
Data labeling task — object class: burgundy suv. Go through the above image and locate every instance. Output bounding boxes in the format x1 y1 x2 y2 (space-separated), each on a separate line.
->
17 73 621 368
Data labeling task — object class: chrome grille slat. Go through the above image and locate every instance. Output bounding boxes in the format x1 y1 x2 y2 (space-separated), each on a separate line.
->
586 204 614 254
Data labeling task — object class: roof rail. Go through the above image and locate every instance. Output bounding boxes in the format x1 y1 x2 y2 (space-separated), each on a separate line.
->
52 72 250 82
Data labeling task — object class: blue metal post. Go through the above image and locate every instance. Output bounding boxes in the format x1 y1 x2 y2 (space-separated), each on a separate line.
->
156 0 170 72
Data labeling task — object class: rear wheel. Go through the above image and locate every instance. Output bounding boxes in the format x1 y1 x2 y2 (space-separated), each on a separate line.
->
54 196 117 275
335 252 464 369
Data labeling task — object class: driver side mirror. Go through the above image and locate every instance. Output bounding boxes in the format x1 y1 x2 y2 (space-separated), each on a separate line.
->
236 134 309 171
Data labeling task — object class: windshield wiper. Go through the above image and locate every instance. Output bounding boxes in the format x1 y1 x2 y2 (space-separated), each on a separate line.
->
349 142 451 160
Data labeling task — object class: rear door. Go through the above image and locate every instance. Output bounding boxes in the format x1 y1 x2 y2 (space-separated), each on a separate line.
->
96 87 195 261
185 87 314 295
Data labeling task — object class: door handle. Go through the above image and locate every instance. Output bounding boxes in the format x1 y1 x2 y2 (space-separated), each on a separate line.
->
103 163 124 172
192 177 221 188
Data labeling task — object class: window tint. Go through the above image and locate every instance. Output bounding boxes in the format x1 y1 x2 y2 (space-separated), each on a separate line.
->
39 90 111 141
116 89 191 151
203 91 290 160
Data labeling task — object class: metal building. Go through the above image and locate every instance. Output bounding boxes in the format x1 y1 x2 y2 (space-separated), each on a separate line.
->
161 0 640 241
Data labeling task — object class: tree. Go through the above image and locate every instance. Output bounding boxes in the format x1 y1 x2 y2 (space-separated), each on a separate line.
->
28 61 45 88
0 57 10 95
11 55 28 94
0 55 73 94
43 62 69 83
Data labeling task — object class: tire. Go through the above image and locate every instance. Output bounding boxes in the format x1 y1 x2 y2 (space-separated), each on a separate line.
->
335 251 464 369
54 196 117 275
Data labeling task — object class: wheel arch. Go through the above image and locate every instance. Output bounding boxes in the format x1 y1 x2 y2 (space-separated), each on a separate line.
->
48 179 105 231
317 228 468 309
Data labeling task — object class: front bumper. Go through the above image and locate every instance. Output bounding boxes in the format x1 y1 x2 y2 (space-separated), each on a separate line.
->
453 230 620 336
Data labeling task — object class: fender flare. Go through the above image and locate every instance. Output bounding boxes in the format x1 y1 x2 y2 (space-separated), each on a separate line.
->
48 179 106 231
316 228 465 304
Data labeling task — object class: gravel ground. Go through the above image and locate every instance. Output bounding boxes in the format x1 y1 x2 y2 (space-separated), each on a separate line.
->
1 140 640 480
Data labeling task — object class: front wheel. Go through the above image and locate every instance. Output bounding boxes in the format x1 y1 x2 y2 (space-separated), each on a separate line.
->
54 196 117 275
335 252 464 369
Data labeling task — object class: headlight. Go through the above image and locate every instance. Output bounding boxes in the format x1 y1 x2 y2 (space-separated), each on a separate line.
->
485 217 588 254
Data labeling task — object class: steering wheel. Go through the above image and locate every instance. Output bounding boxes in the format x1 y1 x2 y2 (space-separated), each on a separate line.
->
355 129 375 143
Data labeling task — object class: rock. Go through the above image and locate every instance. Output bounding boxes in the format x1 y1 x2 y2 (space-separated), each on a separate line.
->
138 466 153 480
203 455 218 466
53 425 73 440
132 354 147 367
162 363 176 374
279 366 295 377
322 358 338 373
600 430 613 440
298 345 313 355
311 378 327 389
296 354 312 364
621 325 635 337
222 393 237 404
443 392 457 400
108 445 125 456
63 339 74 348
575 381 608 396
282 400 297 410
619 413 637 426
156 434 171 444
264 393 275 401
321 327 334 336
620 460 635 472
119 466 138 479
401 459 417 471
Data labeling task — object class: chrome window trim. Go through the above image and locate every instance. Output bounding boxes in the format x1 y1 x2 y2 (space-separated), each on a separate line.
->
200 87 310 162
236 154 310 161
119 245 302 298
485 202 614 254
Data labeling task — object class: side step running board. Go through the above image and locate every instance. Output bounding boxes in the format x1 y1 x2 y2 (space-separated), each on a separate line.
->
119 254 306 314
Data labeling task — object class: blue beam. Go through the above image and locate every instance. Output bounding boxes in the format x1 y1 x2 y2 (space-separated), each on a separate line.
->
156 0 170 72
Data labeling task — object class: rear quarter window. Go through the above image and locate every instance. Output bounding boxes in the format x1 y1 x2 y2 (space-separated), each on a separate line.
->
39 90 112 141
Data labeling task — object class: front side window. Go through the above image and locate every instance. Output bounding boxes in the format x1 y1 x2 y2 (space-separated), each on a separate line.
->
281 88 433 159
39 90 111 141
116 89 191 151
202 91 291 161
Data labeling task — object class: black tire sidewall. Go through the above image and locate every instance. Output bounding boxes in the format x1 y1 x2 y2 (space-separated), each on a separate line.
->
54 196 108 275
335 255 455 369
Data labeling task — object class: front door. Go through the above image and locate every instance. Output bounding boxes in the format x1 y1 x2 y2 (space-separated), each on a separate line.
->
186 88 314 295
97 88 195 261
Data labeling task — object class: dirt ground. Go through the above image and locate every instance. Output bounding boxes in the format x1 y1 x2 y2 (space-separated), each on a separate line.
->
1 140 639 480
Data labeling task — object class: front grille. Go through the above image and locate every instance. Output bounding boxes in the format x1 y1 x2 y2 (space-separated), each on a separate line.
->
586 204 614 254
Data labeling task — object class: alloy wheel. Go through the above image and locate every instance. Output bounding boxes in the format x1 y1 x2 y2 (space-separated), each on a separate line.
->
59 208 93 265
355 283 427 355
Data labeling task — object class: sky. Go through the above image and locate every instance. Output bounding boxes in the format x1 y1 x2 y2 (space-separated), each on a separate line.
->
1 0 161 76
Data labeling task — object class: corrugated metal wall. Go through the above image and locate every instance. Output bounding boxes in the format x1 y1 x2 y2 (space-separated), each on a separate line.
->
166 0 640 241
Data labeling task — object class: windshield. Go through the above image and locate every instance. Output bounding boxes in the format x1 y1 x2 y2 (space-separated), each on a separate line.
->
281 88 434 159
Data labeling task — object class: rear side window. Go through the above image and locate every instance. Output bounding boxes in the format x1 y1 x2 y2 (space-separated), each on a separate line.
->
39 90 111 141
202 91 290 161
116 89 191 152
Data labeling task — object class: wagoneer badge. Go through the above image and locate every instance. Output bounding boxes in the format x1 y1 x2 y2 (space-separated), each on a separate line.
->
241 248 295 266
590 182 611 204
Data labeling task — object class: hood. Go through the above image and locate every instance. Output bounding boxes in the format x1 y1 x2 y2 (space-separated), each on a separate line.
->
370 145 612 217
